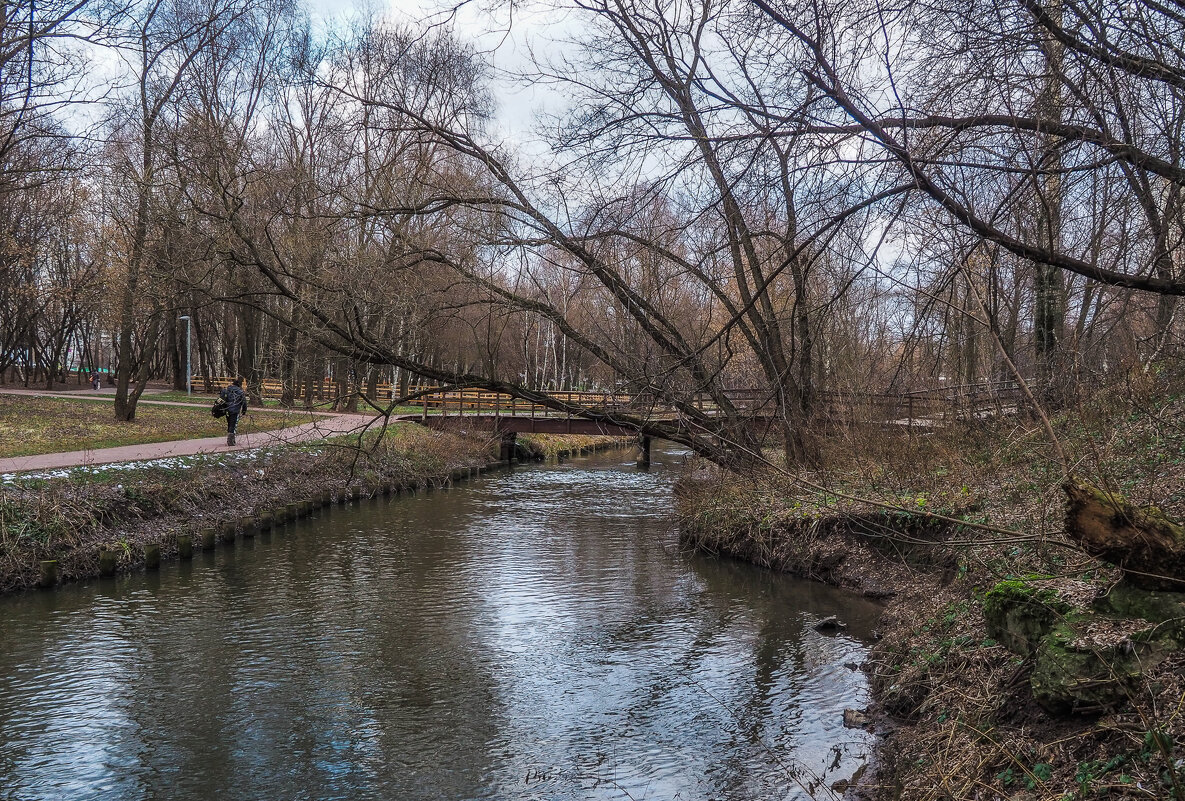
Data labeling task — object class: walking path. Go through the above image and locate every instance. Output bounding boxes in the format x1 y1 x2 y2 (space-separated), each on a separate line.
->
0 386 382 474
0 386 340 416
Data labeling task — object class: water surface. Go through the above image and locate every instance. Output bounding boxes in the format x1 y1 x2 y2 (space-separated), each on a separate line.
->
0 447 879 800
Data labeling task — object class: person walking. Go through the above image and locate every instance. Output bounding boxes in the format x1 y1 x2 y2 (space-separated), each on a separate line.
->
219 377 248 446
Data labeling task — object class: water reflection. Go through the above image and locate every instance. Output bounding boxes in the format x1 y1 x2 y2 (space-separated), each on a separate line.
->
0 446 879 800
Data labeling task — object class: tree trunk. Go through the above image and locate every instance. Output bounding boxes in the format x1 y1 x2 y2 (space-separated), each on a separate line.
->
237 304 263 404
114 122 154 422
1064 479 1185 591
169 316 186 391
1034 0 1067 404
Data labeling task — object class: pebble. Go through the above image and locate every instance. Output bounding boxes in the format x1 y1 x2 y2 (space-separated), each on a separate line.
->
843 708 870 728
814 615 848 632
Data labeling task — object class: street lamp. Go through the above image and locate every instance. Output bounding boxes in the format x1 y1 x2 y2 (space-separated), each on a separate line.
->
178 315 191 396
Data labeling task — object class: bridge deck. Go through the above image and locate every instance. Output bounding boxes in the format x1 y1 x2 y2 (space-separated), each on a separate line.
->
192 377 1027 430
403 414 643 437
402 383 1024 437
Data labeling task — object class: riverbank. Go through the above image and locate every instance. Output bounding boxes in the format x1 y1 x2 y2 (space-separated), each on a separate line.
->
517 432 637 460
0 426 634 595
676 376 1185 800
0 424 499 593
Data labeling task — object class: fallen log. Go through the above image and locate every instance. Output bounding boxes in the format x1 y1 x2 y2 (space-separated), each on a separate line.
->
1063 478 1185 590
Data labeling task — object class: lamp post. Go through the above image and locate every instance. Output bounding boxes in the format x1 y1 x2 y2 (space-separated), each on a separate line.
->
178 315 191 396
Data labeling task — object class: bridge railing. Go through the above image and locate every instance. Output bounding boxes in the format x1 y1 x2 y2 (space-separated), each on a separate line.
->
193 376 441 403
420 388 633 417
193 376 1027 425
420 383 1028 425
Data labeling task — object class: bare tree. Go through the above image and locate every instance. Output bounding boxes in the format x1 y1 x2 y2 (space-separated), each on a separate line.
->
106 0 254 420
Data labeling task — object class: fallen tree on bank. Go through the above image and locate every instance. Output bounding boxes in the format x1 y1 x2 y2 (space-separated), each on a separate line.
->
1064 478 1185 591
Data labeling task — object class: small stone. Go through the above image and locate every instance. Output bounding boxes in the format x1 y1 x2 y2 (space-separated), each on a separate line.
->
815 615 848 633
843 661 860 671
843 708 870 728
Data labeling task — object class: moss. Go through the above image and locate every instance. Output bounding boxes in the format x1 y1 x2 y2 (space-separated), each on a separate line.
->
982 577 1075 656
1030 616 1172 715
1096 583 1185 641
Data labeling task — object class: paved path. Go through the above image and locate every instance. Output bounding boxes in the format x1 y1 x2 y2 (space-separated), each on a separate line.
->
0 414 383 475
0 386 341 416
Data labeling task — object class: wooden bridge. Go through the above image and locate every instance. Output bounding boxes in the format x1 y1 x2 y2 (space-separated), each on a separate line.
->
195 376 1027 462
197 376 1025 424
400 383 1028 462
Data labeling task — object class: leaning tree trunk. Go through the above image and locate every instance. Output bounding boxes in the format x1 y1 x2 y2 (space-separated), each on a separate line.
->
1064 479 1185 591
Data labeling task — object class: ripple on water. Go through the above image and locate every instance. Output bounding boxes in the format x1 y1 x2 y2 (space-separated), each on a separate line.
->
0 448 878 801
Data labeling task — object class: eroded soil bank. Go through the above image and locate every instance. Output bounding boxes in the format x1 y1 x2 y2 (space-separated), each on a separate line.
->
676 381 1185 800
0 426 629 594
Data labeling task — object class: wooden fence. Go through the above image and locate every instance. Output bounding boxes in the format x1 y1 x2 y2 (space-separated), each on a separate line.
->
194 376 1027 426
195 376 428 404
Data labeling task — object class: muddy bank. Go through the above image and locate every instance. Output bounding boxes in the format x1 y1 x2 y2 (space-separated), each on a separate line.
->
676 468 1185 801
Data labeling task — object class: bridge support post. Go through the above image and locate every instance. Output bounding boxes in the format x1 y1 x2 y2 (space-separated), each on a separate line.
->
499 431 518 463
637 435 651 468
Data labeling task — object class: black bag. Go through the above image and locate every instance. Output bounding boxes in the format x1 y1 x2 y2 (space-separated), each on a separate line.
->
211 397 228 418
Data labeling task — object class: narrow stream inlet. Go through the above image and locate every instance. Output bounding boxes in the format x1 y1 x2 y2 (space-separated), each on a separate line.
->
0 446 879 800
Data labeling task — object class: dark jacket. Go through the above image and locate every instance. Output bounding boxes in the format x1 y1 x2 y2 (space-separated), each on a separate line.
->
219 384 248 415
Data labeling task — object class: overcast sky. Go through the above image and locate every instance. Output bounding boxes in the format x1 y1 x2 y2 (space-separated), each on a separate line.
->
308 0 577 145
68 0 574 146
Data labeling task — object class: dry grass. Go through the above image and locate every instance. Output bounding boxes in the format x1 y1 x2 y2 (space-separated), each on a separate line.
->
518 433 634 458
0 395 309 458
675 373 1185 800
0 424 496 593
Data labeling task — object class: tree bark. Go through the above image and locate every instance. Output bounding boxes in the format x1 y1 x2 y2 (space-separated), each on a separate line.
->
1064 479 1185 590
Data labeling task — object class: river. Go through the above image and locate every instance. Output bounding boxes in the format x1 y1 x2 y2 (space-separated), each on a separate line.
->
0 446 880 800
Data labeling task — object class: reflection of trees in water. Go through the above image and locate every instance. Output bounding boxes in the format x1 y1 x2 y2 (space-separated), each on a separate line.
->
0 462 876 799
685 552 879 795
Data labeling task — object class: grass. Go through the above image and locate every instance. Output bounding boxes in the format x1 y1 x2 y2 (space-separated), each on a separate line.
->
150 390 286 407
518 432 633 458
0 395 314 458
0 423 497 592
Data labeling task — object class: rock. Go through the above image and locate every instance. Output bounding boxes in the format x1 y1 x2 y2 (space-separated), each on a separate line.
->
1030 614 1174 715
987 576 1185 715
842 708 870 728
843 661 860 671
815 615 848 633
982 577 1083 657
1096 582 1185 640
